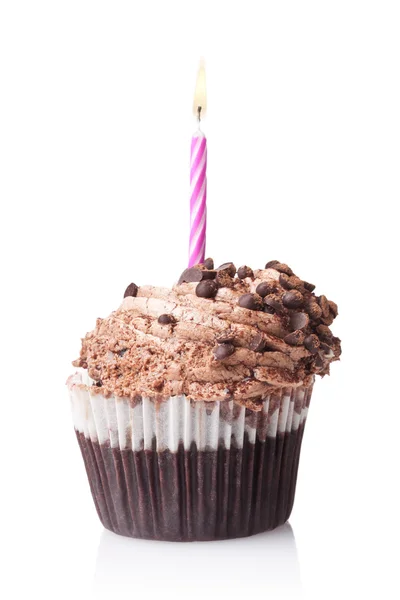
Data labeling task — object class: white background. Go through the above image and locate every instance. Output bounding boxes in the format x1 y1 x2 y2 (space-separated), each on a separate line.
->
1 1 399 598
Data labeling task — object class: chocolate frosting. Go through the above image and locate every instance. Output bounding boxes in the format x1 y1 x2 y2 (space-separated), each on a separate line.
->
72 261 341 409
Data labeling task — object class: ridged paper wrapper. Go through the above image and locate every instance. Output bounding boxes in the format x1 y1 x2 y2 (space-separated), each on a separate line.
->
68 371 312 541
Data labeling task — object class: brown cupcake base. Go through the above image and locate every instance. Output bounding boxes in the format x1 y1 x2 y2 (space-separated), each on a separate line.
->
76 423 305 541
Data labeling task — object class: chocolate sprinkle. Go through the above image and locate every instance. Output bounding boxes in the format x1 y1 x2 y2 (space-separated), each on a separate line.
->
204 257 214 270
282 290 304 309
304 334 320 354
237 265 254 279
158 314 176 325
195 280 218 299
238 293 264 311
124 283 138 298
213 343 235 360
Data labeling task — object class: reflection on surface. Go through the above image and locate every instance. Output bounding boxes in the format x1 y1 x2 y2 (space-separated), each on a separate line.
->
93 523 302 598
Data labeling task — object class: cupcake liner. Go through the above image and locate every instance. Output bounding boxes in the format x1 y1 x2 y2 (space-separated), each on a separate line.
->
68 371 312 541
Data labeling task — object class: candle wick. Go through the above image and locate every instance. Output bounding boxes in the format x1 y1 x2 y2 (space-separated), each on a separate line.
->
197 106 203 132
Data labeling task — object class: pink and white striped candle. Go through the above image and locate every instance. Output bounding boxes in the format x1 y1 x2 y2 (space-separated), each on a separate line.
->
189 61 207 267
189 131 207 266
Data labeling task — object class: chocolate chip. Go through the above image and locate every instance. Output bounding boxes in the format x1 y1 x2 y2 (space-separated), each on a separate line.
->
213 343 235 360
315 353 325 368
238 293 264 311
256 281 276 297
237 266 253 280
316 324 332 337
320 313 335 326
204 257 214 270
216 270 235 288
264 294 284 314
94 380 103 387
284 330 305 346
158 314 176 325
196 280 218 299
118 349 127 357
318 295 330 318
280 274 303 290
237 265 254 279
279 274 291 289
249 333 266 352
216 331 235 344
263 304 275 314
89 366 102 380
153 379 164 391
289 311 309 331
291 276 305 290
178 267 203 285
316 324 333 341
282 290 304 309
303 281 316 292
124 283 138 298
304 334 320 354
216 262 236 277
319 342 332 354
328 300 338 317
265 260 280 269
267 262 293 276
304 299 322 319
201 270 217 280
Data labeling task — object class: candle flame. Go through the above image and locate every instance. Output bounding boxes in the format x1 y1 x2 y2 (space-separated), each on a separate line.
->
192 60 207 120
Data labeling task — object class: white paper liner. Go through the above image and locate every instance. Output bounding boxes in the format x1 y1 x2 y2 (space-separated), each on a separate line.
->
68 370 312 452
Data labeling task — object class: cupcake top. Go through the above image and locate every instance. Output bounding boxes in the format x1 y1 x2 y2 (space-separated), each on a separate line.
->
72 260 341 409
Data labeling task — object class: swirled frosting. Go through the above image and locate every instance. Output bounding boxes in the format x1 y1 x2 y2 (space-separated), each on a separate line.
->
72 261 341 409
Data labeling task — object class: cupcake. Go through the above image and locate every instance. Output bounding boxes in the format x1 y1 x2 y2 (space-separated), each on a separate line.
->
68 259 341 541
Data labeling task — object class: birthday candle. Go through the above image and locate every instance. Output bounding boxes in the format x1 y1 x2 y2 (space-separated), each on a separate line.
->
189 61 207 267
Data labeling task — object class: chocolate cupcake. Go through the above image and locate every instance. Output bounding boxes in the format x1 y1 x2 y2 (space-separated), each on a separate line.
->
67 260 341 541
